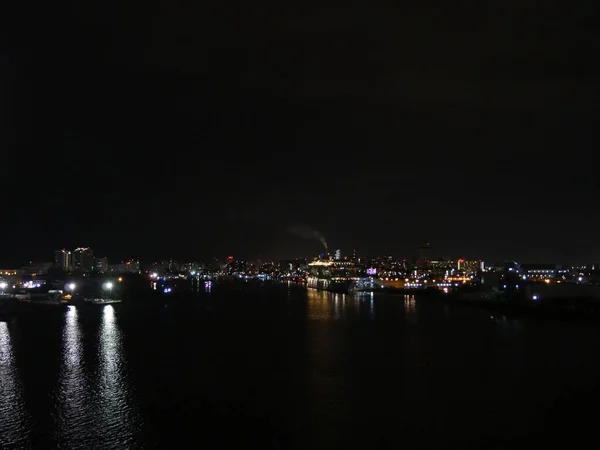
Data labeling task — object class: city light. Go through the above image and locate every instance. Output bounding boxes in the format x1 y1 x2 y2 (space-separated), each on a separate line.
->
118 277 123 282
103 282 113 290
0 282 7 289
68 283 76 291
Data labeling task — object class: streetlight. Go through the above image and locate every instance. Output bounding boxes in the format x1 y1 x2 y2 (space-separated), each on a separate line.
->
103 282 113 291
67 283 76 292
0 282 7 289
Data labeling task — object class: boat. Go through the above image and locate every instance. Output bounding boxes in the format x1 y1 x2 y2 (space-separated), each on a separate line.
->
83 298 123 305
306 258 368 293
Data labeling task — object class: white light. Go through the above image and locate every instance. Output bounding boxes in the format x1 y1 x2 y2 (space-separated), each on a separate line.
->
68 283 76 291
103 282 113 290
0 282 6 289
533 295 538 300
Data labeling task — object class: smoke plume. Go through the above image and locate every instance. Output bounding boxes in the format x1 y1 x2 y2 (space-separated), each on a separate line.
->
287 225 328 251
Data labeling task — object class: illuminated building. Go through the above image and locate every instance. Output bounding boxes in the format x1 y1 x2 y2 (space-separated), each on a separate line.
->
125 259 141 274
457 259 484 275
94 257 108 273
519 264 558 281
22 262 53 275
160 259 179 273
225 257 247 275
179 261 202 274
54 249 72 272
429 259 456 272
73 247 94 273
0 269 19 276
375 269 406 289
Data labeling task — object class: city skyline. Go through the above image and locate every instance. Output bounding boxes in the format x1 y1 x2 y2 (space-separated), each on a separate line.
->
0 241 597 270
2 236 596 268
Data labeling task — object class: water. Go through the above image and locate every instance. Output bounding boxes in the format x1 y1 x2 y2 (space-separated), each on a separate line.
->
2 283 600 449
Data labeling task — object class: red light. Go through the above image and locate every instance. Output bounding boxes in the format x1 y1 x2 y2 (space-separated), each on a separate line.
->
227 256 234 260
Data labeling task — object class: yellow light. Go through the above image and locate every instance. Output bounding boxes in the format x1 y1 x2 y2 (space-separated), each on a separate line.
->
118 277 123 282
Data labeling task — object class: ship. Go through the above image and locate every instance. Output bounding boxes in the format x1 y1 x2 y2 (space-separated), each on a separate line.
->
306 258 367 293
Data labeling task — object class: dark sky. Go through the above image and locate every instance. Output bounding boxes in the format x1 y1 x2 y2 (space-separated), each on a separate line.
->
2 2 599 265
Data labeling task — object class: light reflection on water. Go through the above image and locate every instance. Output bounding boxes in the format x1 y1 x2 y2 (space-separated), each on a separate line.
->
404 294 416 315
0 321 30 448
307 289 388 320
96 305 140 447
56 307 93 448
334 293 342 319
306 289 333 320
2 306 143 448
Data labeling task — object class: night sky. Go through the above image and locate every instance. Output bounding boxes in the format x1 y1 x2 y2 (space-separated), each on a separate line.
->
3 2 599 265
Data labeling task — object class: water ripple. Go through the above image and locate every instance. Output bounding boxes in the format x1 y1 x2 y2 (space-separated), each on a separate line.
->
0 321 31 447
94 305 142 447
55 306 95 448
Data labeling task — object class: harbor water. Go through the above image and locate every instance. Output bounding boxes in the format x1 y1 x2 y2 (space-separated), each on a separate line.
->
2 282 600 448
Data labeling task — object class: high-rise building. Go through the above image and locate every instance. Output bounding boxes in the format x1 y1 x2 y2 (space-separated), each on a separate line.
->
457 259 484 275
54 249 72 272
160 259 178 273
94 257 108 273
429 258 456 271
418 242 432 269
73 247 94 273
334 249 342 261
125 259 141 274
